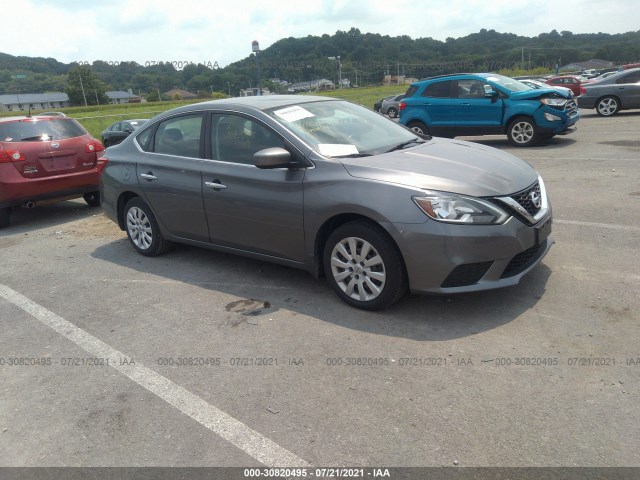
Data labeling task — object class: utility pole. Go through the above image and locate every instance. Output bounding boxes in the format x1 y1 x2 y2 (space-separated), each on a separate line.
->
78 73 88 106
252 40 261 95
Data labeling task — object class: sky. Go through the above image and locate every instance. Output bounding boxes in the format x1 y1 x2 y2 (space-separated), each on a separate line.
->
3 0 639 68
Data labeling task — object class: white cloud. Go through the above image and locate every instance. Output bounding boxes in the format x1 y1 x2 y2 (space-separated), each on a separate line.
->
3 0 639 67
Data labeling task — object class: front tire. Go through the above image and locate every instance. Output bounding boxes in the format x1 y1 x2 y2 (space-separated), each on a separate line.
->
596 96 620 116
124 197 172 256
507 116 538 147
323 221 407 310
83 191 101 207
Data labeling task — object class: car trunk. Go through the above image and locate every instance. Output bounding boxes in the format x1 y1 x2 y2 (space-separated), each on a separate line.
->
1 118 97 179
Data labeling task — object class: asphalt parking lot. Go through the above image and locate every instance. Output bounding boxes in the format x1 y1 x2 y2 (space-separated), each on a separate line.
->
1 110 639 471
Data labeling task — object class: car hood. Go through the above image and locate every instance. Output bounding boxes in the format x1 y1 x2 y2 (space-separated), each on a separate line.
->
510 88 572 100
339 138 538 197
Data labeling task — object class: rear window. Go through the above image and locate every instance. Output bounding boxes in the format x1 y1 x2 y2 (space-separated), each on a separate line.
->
404 86 418 98
0 118 87 142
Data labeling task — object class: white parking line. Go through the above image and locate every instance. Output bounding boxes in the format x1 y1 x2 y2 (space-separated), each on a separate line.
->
0 284 311 468
554 219 640 232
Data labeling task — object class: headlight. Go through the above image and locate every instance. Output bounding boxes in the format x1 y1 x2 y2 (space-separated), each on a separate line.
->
541 97 568 107
413 194 509 224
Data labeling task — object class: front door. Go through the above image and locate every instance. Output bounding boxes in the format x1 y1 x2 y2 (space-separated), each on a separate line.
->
202 113 305 262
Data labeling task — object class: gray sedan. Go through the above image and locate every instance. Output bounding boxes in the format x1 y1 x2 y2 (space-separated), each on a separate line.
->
380 94 405 118
577 68 640 116
100 96 553 310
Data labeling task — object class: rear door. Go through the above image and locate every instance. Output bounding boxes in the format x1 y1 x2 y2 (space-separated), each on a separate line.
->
615 70 640 107
1 117 97 179
135 113 210 242
417 80 456 132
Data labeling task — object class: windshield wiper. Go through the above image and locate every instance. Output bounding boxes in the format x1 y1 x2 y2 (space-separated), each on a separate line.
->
385 138 426 153
334 153 373 158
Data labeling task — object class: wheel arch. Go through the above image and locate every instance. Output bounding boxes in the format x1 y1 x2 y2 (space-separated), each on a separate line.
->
312 213 408 281
117 191 140 230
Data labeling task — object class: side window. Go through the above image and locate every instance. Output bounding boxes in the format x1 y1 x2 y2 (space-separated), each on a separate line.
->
211 114 285 164
153 114 202 157
617 72 640 84
404 86 418 98
110 123 122 132
422 81 452 98
457 80 487 98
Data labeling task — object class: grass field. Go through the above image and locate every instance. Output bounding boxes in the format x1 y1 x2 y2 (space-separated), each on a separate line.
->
1 84 408 140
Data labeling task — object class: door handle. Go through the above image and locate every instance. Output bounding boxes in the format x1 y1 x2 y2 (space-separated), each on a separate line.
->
140 172 157 180
205 180 227 190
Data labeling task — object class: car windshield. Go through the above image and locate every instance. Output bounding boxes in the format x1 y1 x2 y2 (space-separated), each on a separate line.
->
267 100 419 157
0 118 87 142
483 74 532 92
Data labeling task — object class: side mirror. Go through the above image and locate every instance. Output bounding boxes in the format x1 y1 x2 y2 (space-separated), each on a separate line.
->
123 126 133 133
253 147 292 169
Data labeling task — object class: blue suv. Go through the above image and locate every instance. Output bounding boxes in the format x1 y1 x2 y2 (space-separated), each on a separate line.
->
399 73 580 146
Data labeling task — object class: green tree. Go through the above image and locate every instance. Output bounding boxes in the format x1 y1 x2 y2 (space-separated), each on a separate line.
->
66 66 108 106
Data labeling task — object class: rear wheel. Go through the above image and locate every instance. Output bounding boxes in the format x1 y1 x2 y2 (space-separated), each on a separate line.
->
596 96 620 116
507 116 538 147
406 121 430 137
323 221 407 310
124 197 172 256
387 107 398 118
83 191 101 207
0 207 10 228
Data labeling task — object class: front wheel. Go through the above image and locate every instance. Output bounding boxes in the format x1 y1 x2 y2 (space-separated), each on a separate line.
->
83 191 101 207
596 96 620 116
507 116 538 147
323 221 407 310
124 197 172 256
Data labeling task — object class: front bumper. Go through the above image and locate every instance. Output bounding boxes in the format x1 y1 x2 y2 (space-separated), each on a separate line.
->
385 212 553 294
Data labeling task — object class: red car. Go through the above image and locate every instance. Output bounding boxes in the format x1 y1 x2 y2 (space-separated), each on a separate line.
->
545 76 584 97
0 115 105 228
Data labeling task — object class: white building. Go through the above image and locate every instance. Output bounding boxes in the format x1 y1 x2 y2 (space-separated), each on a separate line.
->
0 92 70 112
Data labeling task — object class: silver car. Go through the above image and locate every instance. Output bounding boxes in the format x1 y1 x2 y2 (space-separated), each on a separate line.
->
101 96 553 310
577 68 640 116
380 94 405 118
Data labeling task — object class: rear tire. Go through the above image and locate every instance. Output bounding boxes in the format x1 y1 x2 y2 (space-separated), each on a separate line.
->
323 221 407 310
0 207 10 228
83 191 101 207
507 116 538 147
596 96 620 116
406 121 430 137
124 197 172 256
387 107 398 118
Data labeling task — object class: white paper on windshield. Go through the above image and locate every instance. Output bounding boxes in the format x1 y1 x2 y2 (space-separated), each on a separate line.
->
273 105 315 122
318 144 359 156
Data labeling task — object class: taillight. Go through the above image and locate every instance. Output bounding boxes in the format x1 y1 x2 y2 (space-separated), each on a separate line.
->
399 101 407 111
0 145 26 163
86 140 105 153
580 86 587 96
96 156 109 174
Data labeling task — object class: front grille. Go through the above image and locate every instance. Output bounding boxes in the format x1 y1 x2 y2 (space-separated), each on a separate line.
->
565 99 578 117
441 261 493 288
511 182 542 217
501 243 545 278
